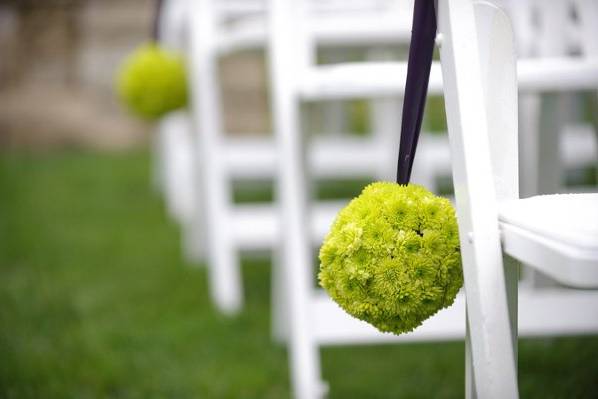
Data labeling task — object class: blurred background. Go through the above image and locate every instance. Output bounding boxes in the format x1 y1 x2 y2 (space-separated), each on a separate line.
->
0 0 271 149
1 1 597 398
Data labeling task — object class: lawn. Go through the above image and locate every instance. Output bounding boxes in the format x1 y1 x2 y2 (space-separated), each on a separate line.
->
1 148 597 398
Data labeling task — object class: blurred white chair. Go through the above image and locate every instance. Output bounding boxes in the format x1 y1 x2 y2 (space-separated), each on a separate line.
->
437 1 598 396
413 0 598 198
187 0 430 314
507 0 598 199
502 0 598 288
414 0 598 198
268 0 598 397
153 0 200 260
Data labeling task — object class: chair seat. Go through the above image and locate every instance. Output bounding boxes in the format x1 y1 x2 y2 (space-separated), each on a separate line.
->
499 193 598 288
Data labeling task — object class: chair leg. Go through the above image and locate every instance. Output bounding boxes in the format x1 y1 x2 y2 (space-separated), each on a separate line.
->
371 95 402 182
190 0 244 314
518 93 541 199
284 249 325 399
275 112 325 397
275 88 326 399
206 226 243 314
182 165 206 265
271 248 288 342
152 127 166 193
524 93 567 288
268 0 326 395
181 220 205 264
466 256 518 399
198 147 242 313
465 309 477 399
368 47 401 182
505 256 519 368
537 93 567 196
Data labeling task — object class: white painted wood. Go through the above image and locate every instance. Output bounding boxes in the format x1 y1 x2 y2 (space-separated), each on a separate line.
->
312 291 465 345
158 0 188 51
438 1 518 396
501 221 598 288
535 0 569 58
535 93 567 196
507 0 598 199
475 2 520 395
181 119 590 202
230 201 343 249
301 62 442 100
499 193 598 288
518 93 541 199
217 2 413 54
299 58 598 100
221 136 406 179
574 0 598 177
370 96 402 181
517 288 598 336
159 112 195 225
309 287 598 344
575 0 598 56
441 2 597 396
268 0 325 397
562 124 598 167
465 310 477 399
506 0 598 286
367 47 403 182
189 0 243 314
411 133 453 189
153 0 189 197
152 124 166 193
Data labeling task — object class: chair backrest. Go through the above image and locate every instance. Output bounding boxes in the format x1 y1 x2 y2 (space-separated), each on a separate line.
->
504 0 598 58
476 1 519 202
575 0 598 56
158 0 188 50
268 0 413 75
438 0 519 396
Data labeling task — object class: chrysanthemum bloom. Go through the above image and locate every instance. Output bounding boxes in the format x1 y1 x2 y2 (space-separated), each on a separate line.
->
117 44 188 120
318 182 462 334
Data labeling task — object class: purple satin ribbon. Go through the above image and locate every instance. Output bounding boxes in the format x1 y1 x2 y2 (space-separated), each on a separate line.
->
396 0 437 185
152 0 165 42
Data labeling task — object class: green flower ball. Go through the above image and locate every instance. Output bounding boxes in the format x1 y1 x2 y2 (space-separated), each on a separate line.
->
318 182 463 335
117 43 188 120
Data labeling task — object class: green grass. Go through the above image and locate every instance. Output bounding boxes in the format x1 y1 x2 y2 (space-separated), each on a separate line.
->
1 148 597 398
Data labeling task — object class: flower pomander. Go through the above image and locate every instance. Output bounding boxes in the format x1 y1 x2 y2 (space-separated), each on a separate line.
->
318 182 462 335
116 44 188 120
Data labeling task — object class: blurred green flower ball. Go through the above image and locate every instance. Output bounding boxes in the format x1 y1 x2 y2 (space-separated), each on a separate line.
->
318 182 463 335
117 43 188 120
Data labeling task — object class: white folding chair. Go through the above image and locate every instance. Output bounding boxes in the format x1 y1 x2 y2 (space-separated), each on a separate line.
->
186 0 441 314
507 0 598 198
437 1 598 396
267 0 598 397
500 0 598 288
410 0 598 201
153 0 200 257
